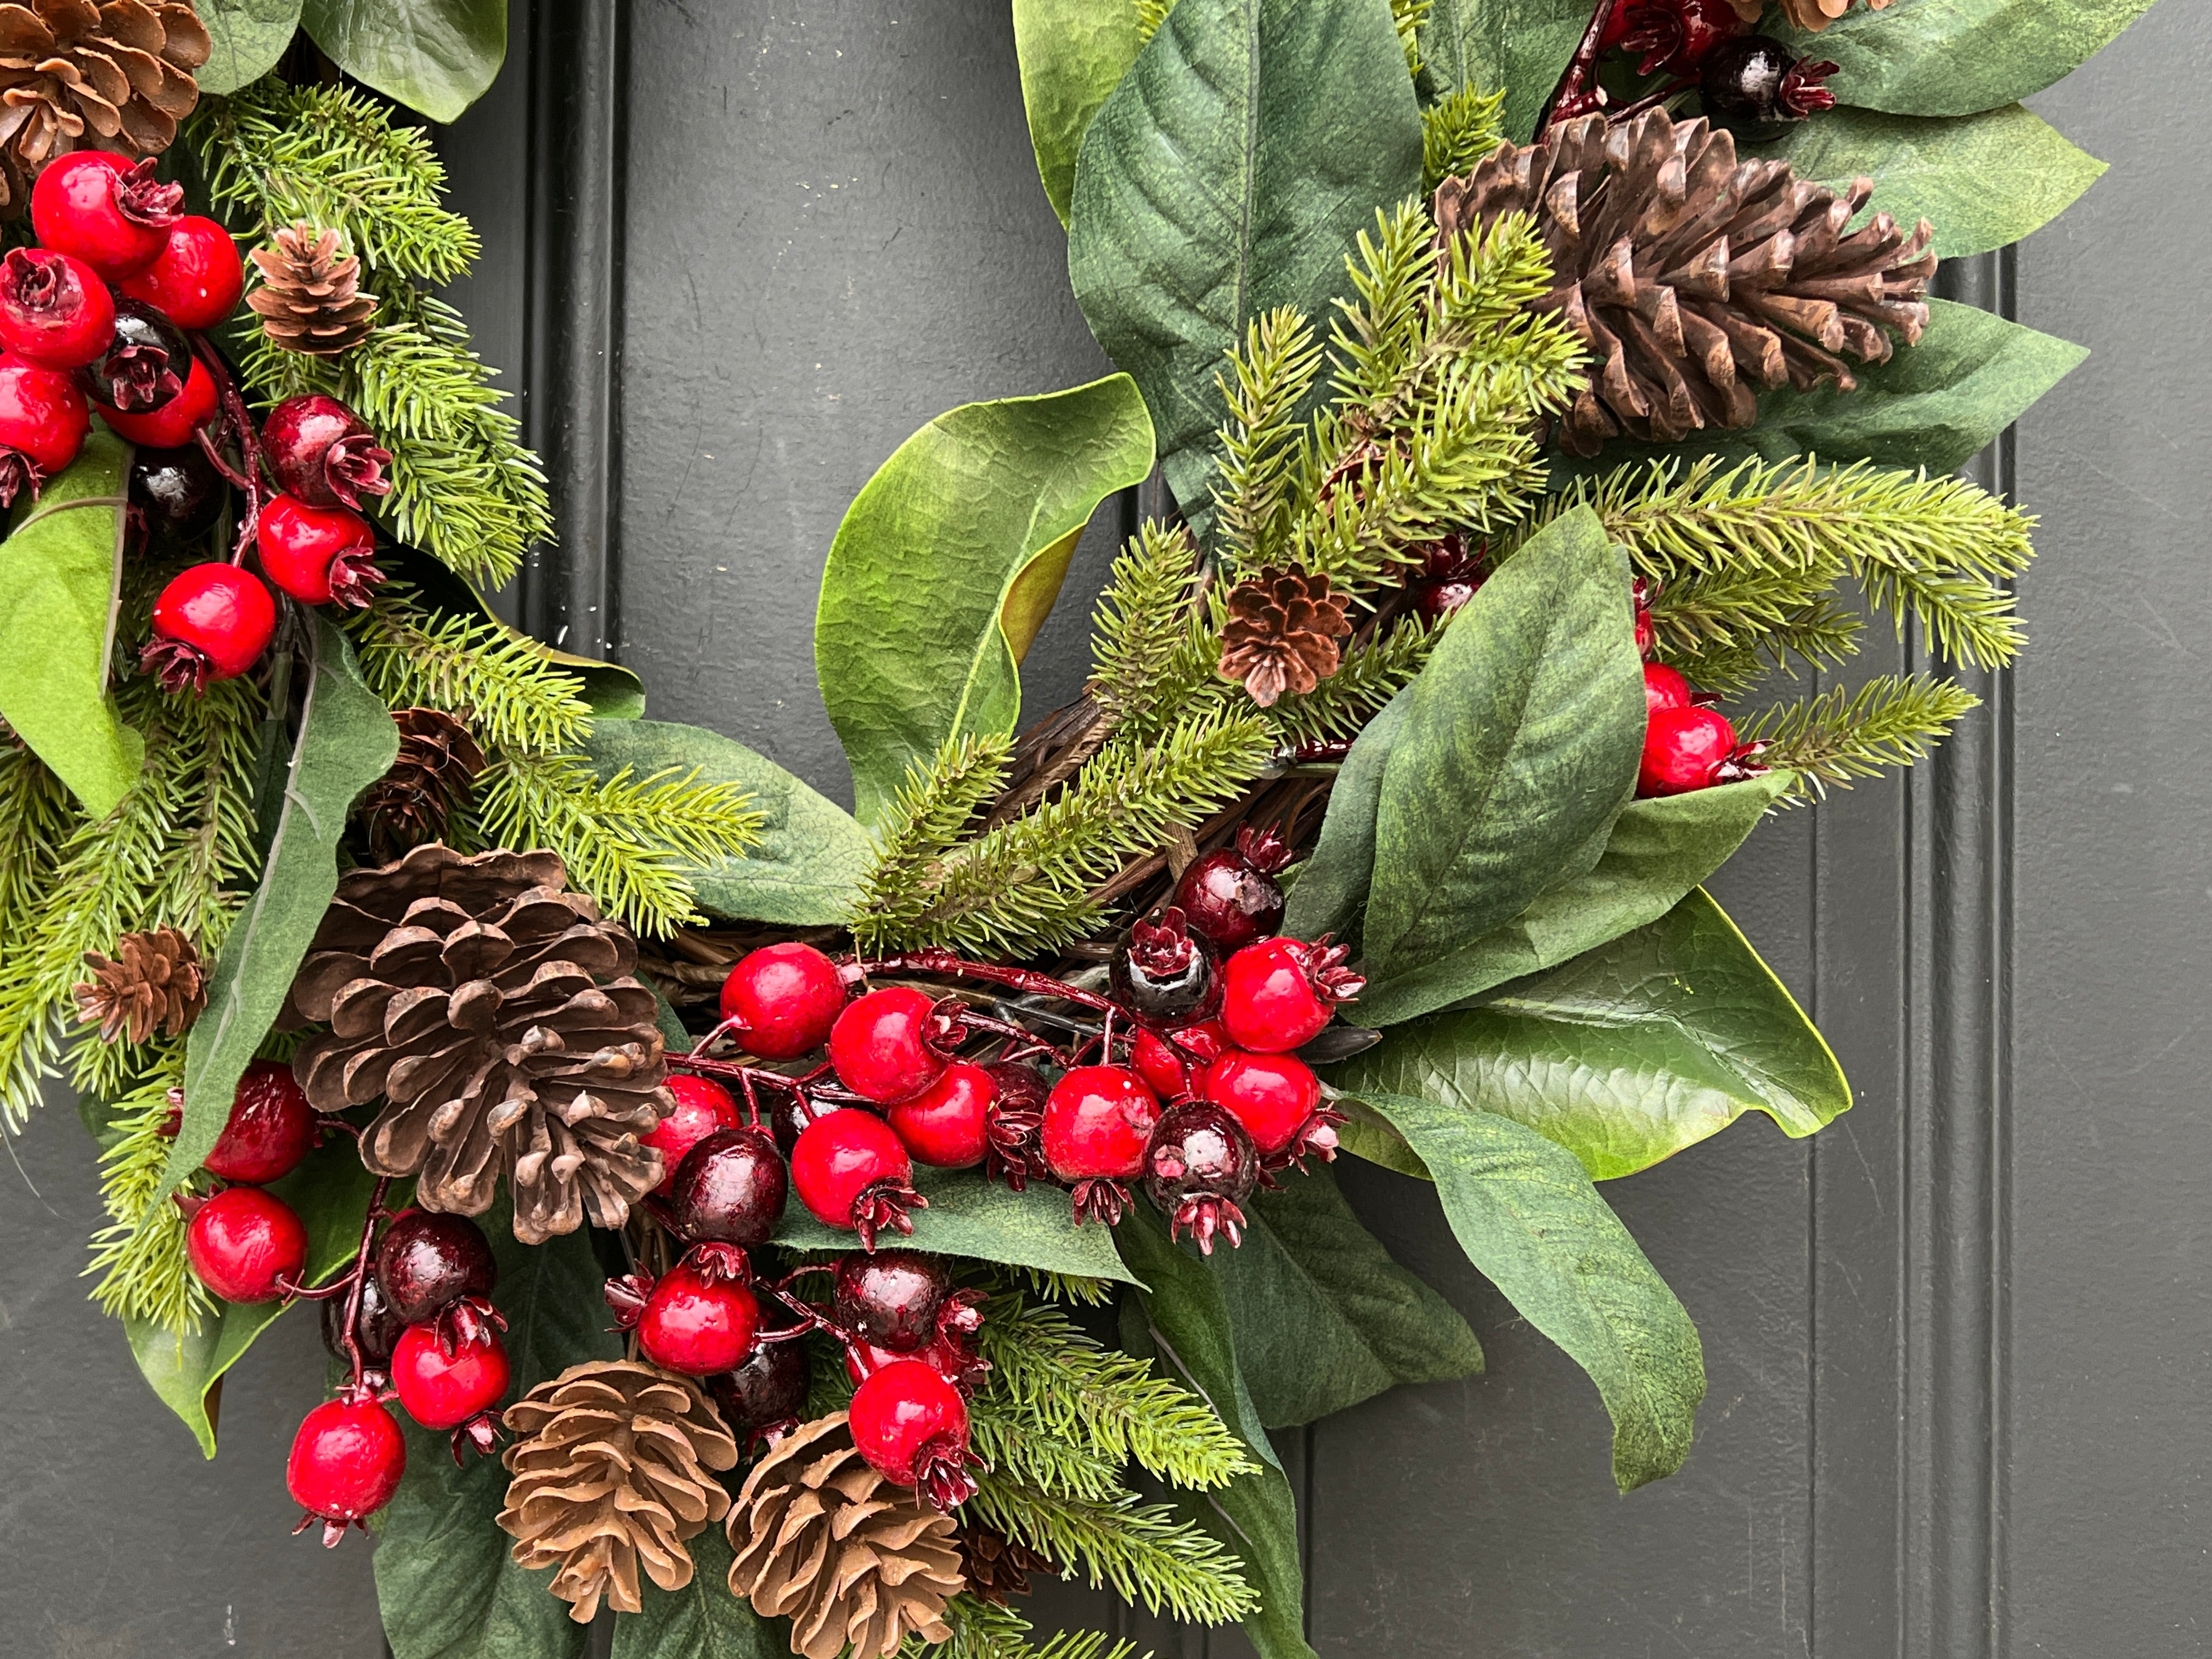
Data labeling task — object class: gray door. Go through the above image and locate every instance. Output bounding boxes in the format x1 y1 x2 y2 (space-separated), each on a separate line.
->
3 3 2202 1655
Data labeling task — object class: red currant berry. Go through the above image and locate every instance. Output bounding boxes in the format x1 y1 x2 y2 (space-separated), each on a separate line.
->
1218 936 1365 1053
1042 1065 1159 1224
1142 1101 1259 1254
376 1210 498 1325
637 1243 761 1375
117 215 245 330
0 354 89 504
185 1184 308 1303
842 1330 986 1394
641 1072 742 1195
202 1058 318 1183
1131 1026 1193 1099
259 393 393 511
828 986 958 1105
32 153 180 280
791 1108 924 1249
82 298 191 414
667 1125 788 1245
1409 574 1482 622
886 1060 992 1169
98 352 216 448
1639 705 1737 797
848 1358 979 1508
0 248 113 369
142 562 276 692
720 941 845 1059
1644 662 1695 715
392 1320 511 1430
1173 826 1293 950
833 1249 956 1351
1201 1049 1321 1156
287 1397 406 1543
709 1336 811 1440
1110 908 1220 1025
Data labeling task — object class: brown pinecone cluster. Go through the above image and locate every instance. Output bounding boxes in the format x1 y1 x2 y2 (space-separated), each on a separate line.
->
286 844 669 1244
1216 566 1351 707
0 0 207 211
359 709 486 860
247 223 379 355
1437 109 1935 455
73 926 204 1043
957 1520 1052 1605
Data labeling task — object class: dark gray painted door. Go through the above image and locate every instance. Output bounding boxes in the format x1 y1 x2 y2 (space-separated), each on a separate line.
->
3 3 2202 1655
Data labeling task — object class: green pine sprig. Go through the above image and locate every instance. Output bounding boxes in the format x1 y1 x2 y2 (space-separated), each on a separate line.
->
902 1598 1140 1659
346 584 595 753
1737 674 1983 800
1423 83 1506 190
969 1478 1259 1626
1214 307 1325 570
1087 521 1217 737
84 1047 211 1331
1264 613 1441 744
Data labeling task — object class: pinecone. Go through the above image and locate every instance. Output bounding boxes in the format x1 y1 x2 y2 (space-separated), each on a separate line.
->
727 1413 964 1659
359 709 487 861
957 1520 1052 1606
73 926 205 1043
246 224 379 356
287 843 670 1245
1436 109 1936 456
498 1361 740 1623
1216 567 1352 707
0 1 209 183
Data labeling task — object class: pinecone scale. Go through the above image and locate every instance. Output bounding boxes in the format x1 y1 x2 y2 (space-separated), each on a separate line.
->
0 0 208 183
1216 566 1352 707
74 926 205 1044
247 223 379 355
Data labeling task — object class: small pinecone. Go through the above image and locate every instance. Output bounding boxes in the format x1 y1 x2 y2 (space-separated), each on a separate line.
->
287 843 670 1245
727 1412 964 1659
498 1361 740 1623
359 709 487 861
74 927 205 1044
1436 109 1935 455
1216 567 1352 707
246 224 379 356
957 1521 1052 1606
0 1 210 184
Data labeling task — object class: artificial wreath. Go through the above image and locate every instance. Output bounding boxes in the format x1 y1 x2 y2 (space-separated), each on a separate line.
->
0 0 2134 1655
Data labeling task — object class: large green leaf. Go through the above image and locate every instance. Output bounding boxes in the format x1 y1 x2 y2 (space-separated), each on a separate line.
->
815 375 1153 830
1207 1165 1482 1427
164 616 397 1208
1361 507 1643 1025
1417 0 1590 140
1753 103 2104 259
613 1527 785 1659
0 432 143 816
773 1166 1141 1286
1013 0 1146 225
1340 888 1850 1181
1776 0 2157 118
198 0 304 95
1067 0 1421 521
1278 683 1410 946
579 719 871 928
1353 1090 1703 1491
302 0 507 123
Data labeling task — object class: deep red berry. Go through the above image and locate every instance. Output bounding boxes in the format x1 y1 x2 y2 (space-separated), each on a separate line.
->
709 1336 811 1440
287 1397 406 1543
392 1320 511 1430
117 215 245 330
828 985 960 1105
977 1060 1049 1189
637 1243 761 1375
203 1058 318 1183
376 1210 498 1325
1201 1049 1322 1156
142 562 276 692
1142 1101 1259 1254
256 495 382 608
1644 662 1695 715
0 355 88 504
1610 0 1744 75
833 1249 957 1351
321 1268 405 1369
848 1358 979 1508
1701 35 1838 131
1409 574 1483 622
667 1125 788 1245
1174 826 1293 950
1639 704 1737 797
887 1060 992 1169
843 1329 988 1395
1110 907 1221 1025
642 1072 743 1195
98 352 216 448
185 1184 308 1303
1132 1026 1193 1099
259 393 392 511
791 1108 925 1249
1218 936 1365 1053
1042 1065 1159 1223
0 249 113 369
82 297 191 414
719 941 845 1059
32 153 179 280
1635 610 1656 657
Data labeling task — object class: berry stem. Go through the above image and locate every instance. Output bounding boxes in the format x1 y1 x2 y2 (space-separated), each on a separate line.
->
335 1177 392 1398
1537 0 1626 135
851 952 1120 1017
189 336 269 564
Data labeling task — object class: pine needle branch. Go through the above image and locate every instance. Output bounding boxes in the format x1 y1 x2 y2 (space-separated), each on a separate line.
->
905 1598 1141 1659
1264 615 1440 743
1212 307 1323 569
969 1477 1259 1627
346 584 594 753
1737 674 1982 800
0 739 76 958
1088 522 1211 730
850 733 1016 952
84 1047 211 1330
1424 83 1506 191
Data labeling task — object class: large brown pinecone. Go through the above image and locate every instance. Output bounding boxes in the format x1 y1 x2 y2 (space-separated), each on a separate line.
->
246 223 378 355
0 1 208 185
359 709 486 861
287 844 669 1245
957 1520 1052 1606
498 1361 740 1622
727 1413 964 1659
1216 567 1352 707
1437 109 1935 456
74 926 204 1043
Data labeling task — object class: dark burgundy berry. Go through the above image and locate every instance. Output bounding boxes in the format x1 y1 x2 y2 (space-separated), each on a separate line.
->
185 1186 308 1303
833 1249 955 1352
668 1125 788 1245
828 985 963 1105
1142 1101 1260 1254
392 1319 511 1430
1201 1049 1331 1159
1173 826 1292 951
287 1397 406 1545
977 1060 1048 1189
770 1087 839 1159
131 443 225 545
1610 0 1744 75
635 1242 761 1375
376 1210 498 1325
887 1060 992 1169
1644 662 1695 714
1701 36 1838 133
1110 907 1221 1025
204 1058 318 1183
81 297 191 414
32 152 179 281
848 1357 979 1509
255 494 382 610
1042 1065 1160 1225
641 1072 742 1195
791 1108 925 1249
709 1336 811 1440
1406 532 1488 623
719 941 846 1059
322 1268 406 1369
260 394 393 511
117 215 246 331
0 357 89 505
1219 936 1365 1053
1639 704 1740 796
0 248 114 370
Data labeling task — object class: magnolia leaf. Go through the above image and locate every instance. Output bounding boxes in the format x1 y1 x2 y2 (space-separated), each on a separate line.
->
1776 0 2157 118
772 1167 1141 1286
1279 683 1411 946
301 0 507 123
1013 0 1146 225
613 1527 786 1659
815 375 1154 830
1353 1089 1704 1491
1068 0 1421 523
579 719 871 928
196 0 304 94
1418 0 1591 142
0 431 144 816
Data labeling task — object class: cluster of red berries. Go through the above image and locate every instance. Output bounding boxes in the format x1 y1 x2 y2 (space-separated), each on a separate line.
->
1633 580 1766 797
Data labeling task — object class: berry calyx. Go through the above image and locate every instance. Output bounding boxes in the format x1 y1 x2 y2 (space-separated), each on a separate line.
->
848 1358 980 1509
392 1317 511 1432
254 494 383 609
641 1072 743 1195
202 1058 318 1183
977 1060 1048 1189
1639 704 1739 796
709 1335 811 1444
1200 1049 1333 1159
666 1125 788 1245
142 562 277 692
1173 826 1293 950
97 351 216 448
82 297 191 414
1218 936 1365 1053
185 1184 308 1303
0 355 89 504
259 394 392 511
1110 907 1221 1025
0 248 114 369
791 1107 926 1249
1042 1065 1160 1225
1701 36 1838 131
1611 0 1743 75
828 985 962 1105
32 153 179 280
117 215 246 331
887 1060 994 1169
1142 1101 1260 1254
375 1210 499 1326
843 1328 990 1396
719 941 845 1058
832 1249 972 1352
287 1396 406 1547
131 442 225 545
1644 661 1696 715
633 1243 761 1375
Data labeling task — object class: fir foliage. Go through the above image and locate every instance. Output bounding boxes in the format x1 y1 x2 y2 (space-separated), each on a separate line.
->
346 584 595 754
1737 675 1982 799
0 741 75 967
1214 307 1324 571
1088 521 1211 735
969 1478 1259 1627
1423 82 1507 190
1263 614 1439 744
905 1598 1138 1659
84 1046 211 1331
852 732 1018 949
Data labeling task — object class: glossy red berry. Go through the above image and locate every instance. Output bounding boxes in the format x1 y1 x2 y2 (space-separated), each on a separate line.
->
791 1107 924 1249
142 562 276 692
32 153 179 280
98 351 216 448
720 941 845 1059
828 985 959 1105
1639 704 1737 797
287 1397 406 1543
642 1073 743 1195
0 355 88 504
1042 1065 1159 1223
848 1358 979 1508
259 393 392 510
887 1060 992 1169
203 1058 318 1183
392 1320 511 1430
1173 826 1292 951
255 495 382 608
709 1337 811 1440
637 1244 761 1375
843 1329 987 1394
1131 1026 1193 1099
117 215 245 330
376 1210 498 1325
1218 936 1365 1053
1644 662 1695 715
1142 1101 1259 1254
833 1249 960 1351
667 1125 788 1245
1635 609 1656 657
185 1184 308 1303
1201 1049 1321 1156
82 297 191 414
1110 907 1220 1025
0 248 113 369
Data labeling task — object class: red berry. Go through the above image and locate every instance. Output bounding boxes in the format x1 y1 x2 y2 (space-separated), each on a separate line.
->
637 1244 761 1375
828 986 956 1105
1142 1100 1259 1253
1218 936 1364 1053
203 1058 318 1183
261 394 391 510
117 216 245 330
1610 0 1745 75
720 941 845 1059
1635 608 1656 658
376 1210 499 1325
886 1060 992 1169
641 1073 742 1195
98 351 217 448
1639 705 1737 797
1041 1065 1159 1183
1131 1027 1194 1100
32 153 179 280
1173 826 1292 950
791 1108 923 1248
667 1125 788 1245
1644 662 1695 715
392 1321 511 1430
185 1185 308 1303
287 1397 406 1539
1200 1049 1321 1156
0 248 113 369
142 562 276 692
0 354 88 504
848 1358 978 1508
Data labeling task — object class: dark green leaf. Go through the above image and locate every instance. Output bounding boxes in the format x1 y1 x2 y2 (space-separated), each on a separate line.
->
1352 1089 1703 1491
165 616 399 1206
301 0 507 123
1361 507 1643 1025
613 1527 785 1659
1337 888 1851 1181
1013 0 1145 225
814 375 1154 830
197 0 304 95
1334 1097 1430 1179
579 719 871 928
1067 0 1421 521
0 431 143 816
1278 684 1410 946
1207 1165 1481 1427
1416 0 1589 140
772 1167 1141 1286
1776 0 2156 118
1751 103 2104 259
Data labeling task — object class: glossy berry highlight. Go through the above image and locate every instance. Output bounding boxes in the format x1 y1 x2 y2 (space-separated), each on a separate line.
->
1218 936 1365 1053
666 1125 788 1245
32 152 179 280
376 1210 498 1326
887 1060 994 1169
260 394 392 510
635 1243 760 1375
1173 826 1292 950
287 1397 406 1545
1142 1101 1259 1253
185 1184 308 1304
82 297 191 414
1110 907 1220 1025
202 1058 318 1184
392 1319 510 1431
1639 705 1737 796
791 1107 924 1249
0 248 113 369
642 1072 743 1195
1644 662 1696 715
1201 1049 1323 1156
98 352 216 448
829 985 959 1104
719 940 847 1058
709 1337 811 1441
0 356 89 504
1042 1065 1160 1224
848 1357 979 1509
833 1249 959 1352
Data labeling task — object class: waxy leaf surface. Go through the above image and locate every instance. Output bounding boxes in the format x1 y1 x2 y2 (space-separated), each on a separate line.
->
302 0 507 123
197 0 304 94
774 1166 1141 1286
1777 0 2156 117
1013 0 1146 224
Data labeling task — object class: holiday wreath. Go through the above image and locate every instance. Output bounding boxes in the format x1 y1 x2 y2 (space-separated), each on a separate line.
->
0 0 2138 1654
